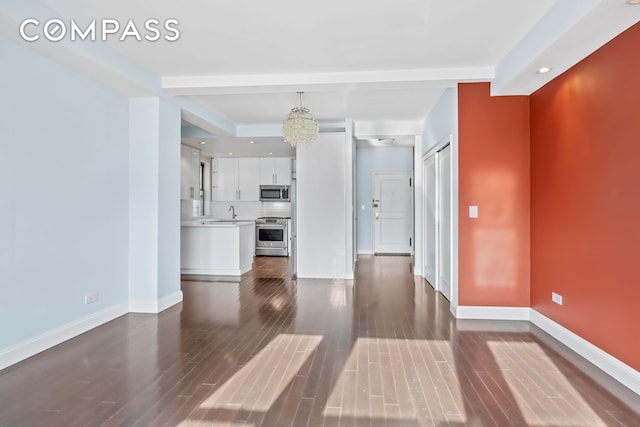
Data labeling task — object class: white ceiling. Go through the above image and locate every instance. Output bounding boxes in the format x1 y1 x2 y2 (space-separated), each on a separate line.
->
8 1 640 156
40 0 556 75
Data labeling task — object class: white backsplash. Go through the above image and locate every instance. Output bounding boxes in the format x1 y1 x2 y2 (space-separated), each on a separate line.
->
210 201 291 220
181 199 291 220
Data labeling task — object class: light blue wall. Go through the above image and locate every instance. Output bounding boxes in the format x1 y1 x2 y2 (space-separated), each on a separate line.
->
0 38 130 349
356 147 414 253
422 87 458 154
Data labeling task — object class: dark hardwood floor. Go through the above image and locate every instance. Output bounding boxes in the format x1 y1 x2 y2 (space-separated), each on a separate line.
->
1 255 638 426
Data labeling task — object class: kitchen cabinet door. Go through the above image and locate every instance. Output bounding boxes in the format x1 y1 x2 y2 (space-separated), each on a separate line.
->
216 157 240 201
259 157 291 185
181 145 200 200
214 157 260 201
274 157 292 185
238 158 260 201
259 158 277 185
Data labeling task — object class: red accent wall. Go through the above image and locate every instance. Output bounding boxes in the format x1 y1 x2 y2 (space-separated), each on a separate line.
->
458 83 531 307
530 23 640 371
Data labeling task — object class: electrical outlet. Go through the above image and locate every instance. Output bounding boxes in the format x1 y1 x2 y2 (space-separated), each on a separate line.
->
552 292 563 305
84 292 98 304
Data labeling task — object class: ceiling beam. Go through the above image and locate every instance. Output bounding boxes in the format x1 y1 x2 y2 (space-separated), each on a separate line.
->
162 67 495 96
492 0 640 95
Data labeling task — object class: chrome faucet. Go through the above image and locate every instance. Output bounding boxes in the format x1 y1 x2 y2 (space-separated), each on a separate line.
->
228 204 237 219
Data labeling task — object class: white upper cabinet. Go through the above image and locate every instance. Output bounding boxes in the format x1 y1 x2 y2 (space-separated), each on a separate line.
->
181 145 200 200
259 157 292 186
216 157 239 201
215 157 260 201
237 158 260 201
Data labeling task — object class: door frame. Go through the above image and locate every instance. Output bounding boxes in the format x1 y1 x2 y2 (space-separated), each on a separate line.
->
422 135 454 300
372 171 414 255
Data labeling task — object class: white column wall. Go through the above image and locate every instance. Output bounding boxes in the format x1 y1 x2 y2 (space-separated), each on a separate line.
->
345 120 355 279
157 100 182 301
296 132 353 279
413 135 423 276
128 97 182 312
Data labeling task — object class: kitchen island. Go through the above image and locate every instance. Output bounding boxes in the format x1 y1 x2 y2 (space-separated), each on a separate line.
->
181 220 255 276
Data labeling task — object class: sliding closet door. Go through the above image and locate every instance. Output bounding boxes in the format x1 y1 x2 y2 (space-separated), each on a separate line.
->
423 154 437 287
437 145 451 300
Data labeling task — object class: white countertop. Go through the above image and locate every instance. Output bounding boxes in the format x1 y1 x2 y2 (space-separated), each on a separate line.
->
181 219 255 227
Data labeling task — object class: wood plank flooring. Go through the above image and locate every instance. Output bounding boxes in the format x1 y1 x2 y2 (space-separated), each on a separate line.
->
1 255 638 426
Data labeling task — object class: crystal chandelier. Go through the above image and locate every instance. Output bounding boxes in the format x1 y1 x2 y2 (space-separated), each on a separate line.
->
282 92 319 147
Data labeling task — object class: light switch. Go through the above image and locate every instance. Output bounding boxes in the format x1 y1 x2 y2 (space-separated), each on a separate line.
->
469 205 478 218
552 292 563 305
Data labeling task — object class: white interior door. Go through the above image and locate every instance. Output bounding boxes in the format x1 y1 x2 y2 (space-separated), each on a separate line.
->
423 155 437 287
437 145 452 300
373 173 412 254
422 142 452 301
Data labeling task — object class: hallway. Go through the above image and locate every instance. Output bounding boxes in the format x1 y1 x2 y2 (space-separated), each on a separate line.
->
0 256 638 426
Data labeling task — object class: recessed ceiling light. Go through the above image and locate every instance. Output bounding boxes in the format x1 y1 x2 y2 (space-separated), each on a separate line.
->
537 66 552 74
249 140 255 144
269 152 273 155
628 0 640 5
228 152 233 155
200 141 206 145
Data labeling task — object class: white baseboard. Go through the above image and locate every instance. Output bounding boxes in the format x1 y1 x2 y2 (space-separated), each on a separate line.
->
449 302 458 317
181 267 243 276
453 306 640 396
357 250 374 255
0 303 128 371
1 291 184 370
296 272 354 280
530 309 640 396
455 305 531 321
129 290 183 314
159 290 183 312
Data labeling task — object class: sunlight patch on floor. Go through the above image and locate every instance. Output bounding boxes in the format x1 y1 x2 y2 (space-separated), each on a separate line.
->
330 283 348 308
324 338 467 425
487 340 607 427
198 334 322 412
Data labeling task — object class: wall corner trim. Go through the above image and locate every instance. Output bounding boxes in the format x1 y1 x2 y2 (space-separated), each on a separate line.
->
0 303 129 371
530 309 640 396
129 291 183 314
455 306 531 321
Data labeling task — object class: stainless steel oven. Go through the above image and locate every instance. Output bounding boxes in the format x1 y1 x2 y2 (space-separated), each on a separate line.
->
255 217 288 256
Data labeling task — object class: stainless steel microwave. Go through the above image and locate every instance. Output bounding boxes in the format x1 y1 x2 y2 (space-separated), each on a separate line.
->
259 185 290 202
